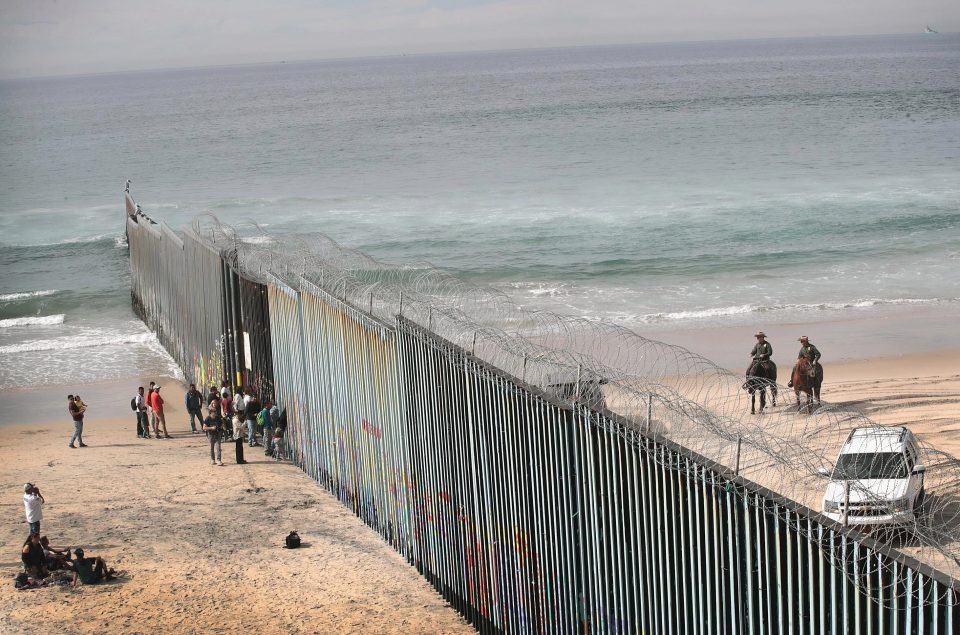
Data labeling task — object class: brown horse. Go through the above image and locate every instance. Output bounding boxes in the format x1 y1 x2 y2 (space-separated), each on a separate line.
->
791 356 824 413
743 359 777 414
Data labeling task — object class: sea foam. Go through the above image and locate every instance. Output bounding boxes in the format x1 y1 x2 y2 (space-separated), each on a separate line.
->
0 290 57 302
0 314 66 328
0 330 154 353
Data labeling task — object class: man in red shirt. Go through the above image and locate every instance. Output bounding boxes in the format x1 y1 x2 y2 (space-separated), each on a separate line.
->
152 386 171 439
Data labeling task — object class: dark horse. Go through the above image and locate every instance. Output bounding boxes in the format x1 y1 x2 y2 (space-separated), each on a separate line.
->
743 359 777 414
791 357 824 413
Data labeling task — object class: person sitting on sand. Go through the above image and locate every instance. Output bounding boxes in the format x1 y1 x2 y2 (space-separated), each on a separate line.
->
40 536 73 571
72 548 116 587
21 533 48 579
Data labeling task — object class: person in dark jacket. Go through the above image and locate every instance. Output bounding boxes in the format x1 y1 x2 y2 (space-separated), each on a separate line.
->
797 336 821 364
184 384 203 434
21 533 48 578
202 405 225 466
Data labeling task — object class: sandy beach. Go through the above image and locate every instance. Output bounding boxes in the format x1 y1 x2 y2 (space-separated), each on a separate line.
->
1 345 958 634
0 384 472 635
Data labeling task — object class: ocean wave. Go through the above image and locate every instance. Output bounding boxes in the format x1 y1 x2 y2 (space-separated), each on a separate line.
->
0 290 57 302
240 236 274 245
0 233 122 249
0 314 66 327
634 297 957 323
505 281 570 298
0 330 155 354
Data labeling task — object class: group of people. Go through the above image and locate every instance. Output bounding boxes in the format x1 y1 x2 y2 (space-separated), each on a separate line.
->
19 483 118 589
140 381 287 467
132 382 171 439
750 332 822 384
750 332 821 364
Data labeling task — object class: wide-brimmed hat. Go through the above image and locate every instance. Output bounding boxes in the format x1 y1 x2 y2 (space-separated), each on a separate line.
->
754 331 766 338
797 336 809 342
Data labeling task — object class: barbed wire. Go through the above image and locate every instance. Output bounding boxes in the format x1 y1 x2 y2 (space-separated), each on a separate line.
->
193 215 960 600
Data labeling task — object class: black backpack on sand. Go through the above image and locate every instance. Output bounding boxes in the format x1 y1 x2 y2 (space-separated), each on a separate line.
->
285 531 301 549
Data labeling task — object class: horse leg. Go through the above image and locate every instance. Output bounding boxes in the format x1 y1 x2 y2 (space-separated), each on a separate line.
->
771 383 778 407
814 382 821 404
759 389 766 413
750 391 756 415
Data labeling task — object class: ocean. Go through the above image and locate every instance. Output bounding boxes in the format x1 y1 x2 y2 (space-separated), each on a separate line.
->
1 34 958 391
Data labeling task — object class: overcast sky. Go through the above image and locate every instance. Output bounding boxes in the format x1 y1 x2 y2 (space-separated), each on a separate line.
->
1 0 957 79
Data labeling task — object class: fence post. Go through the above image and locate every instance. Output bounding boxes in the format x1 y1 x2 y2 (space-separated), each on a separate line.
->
735 435 742 476
842 481 850 527
646 393 653 434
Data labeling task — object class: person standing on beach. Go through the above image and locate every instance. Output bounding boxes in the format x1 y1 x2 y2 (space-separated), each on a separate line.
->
245 389 261 447
152 385 172 438
68 394 87 448
232 412 247 464
184 384 203 434
135 386 149 438
260 400 274 456
146 382 156 435
23 483 44 534
202 404 224 466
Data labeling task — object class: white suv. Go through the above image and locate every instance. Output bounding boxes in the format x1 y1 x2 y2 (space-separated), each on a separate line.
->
820 426 926 527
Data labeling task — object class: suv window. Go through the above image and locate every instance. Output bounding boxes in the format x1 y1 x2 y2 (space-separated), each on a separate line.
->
835 452 908 480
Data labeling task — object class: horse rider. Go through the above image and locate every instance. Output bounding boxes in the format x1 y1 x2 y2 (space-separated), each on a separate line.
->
797 335 820 365
750 331 773 369
788 335 821 389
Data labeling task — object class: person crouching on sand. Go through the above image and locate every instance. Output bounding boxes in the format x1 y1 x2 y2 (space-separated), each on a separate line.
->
72 548 116 587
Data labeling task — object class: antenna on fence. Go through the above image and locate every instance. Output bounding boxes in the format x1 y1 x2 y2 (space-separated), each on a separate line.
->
398 291 404 316
522 354 528 383
734 435 742 476
471 331 477 356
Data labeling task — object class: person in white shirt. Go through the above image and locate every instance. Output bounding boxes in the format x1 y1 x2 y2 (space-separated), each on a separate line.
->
23 483 44 535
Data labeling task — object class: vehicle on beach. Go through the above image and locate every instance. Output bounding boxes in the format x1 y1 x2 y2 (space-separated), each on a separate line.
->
820 426 926 528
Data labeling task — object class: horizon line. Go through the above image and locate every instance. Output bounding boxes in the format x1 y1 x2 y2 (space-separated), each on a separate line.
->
0 29 952 82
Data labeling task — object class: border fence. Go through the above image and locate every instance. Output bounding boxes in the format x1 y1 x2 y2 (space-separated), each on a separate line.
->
124 189 958 633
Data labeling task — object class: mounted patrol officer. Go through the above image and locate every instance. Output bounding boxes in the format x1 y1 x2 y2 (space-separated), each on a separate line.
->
750 331 773 366
797 335 821 364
